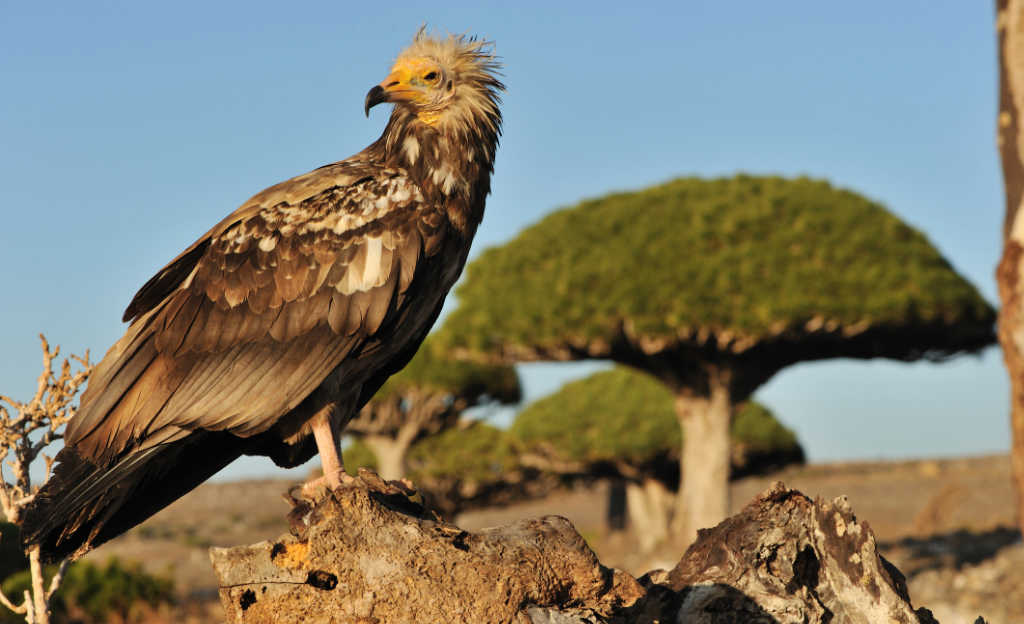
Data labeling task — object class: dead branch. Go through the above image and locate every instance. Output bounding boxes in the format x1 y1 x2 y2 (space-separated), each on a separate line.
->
0 335 90 524
0 335 91 624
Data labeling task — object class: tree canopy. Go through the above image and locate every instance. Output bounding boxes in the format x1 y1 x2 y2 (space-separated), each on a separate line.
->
511 367 801 470
436 174 994 541
439 175 995 376
371 336 522 407
406 422 520 483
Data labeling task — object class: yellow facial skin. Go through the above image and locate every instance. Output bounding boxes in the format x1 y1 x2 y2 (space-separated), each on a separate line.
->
377 57 446 125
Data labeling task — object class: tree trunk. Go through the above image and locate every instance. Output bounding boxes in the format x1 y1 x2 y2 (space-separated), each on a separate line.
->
606 479 627 531
671 371 732 545
996 0 1024 537
362 435 412 481
624 478 672 551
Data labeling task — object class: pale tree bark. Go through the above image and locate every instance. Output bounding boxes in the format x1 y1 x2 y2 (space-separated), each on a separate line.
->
671 368 732 545
362 431 416 481
624 478 673 551
996 0 1024 537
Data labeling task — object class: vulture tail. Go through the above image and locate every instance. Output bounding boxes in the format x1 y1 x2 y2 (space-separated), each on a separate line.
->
21 431 244 562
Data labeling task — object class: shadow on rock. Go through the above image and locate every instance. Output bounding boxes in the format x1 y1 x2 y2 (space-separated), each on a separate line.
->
881 526 1022 577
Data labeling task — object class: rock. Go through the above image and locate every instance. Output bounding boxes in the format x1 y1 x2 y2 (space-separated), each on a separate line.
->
665 481 941 623
211 476 644 624
210 477 985 623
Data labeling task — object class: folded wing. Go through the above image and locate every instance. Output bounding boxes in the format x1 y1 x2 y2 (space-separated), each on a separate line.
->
23 162 449 559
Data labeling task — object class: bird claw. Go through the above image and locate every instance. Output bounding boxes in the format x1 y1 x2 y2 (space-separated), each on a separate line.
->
283 469 354 506
283 468 421 513
355 468 417 497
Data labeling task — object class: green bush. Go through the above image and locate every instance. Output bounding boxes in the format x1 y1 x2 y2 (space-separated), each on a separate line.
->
0 557 174 624
0 524 27 584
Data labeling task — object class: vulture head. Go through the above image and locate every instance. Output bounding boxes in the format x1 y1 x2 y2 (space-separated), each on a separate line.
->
365 31 503 135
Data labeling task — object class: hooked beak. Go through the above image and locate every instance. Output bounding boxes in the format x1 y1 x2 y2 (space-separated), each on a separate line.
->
364 85 387 116
364 67 419 117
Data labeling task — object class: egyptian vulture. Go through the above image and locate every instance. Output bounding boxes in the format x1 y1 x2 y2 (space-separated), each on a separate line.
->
22 31 504 562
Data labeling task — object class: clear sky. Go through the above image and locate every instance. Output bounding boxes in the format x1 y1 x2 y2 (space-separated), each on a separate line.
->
0 2 1008 481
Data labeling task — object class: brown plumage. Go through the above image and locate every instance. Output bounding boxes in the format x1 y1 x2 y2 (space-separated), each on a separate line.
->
22 31 503 562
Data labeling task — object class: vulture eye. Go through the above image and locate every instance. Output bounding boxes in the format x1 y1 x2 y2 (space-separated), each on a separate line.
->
424 71 438 82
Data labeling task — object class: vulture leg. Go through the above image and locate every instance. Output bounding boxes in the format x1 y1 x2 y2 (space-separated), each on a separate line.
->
301 404 356 497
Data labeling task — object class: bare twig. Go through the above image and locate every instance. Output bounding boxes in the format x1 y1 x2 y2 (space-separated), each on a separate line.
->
0 335 90 525
44 559 69 602
0 335 92 624
0 585 26 614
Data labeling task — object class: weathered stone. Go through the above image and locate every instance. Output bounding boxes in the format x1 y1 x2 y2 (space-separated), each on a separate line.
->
211 479 642 624
666 482 938 623
211 479 986 623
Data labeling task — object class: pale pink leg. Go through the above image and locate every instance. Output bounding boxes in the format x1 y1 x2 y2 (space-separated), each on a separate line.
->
311 409 344 488
301 406 356 496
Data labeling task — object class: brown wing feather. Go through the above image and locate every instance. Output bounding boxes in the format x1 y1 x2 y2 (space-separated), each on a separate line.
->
67 163 444 464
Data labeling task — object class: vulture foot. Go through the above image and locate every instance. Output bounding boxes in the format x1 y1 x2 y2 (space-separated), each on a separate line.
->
285 468 416 506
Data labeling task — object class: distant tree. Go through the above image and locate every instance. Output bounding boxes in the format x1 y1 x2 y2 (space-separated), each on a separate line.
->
405 420 519 484
346 338 521 480
346 422 557 518
995 0 1024 539
0 336 90 624
438 175 996 544
511 367 802 550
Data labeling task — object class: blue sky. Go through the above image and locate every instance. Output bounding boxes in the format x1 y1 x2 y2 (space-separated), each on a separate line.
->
0 2 1007 480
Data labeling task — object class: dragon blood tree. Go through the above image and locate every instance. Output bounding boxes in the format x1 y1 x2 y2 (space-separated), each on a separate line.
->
345 423 558 518
346 337 521 480
511 366 802 550
437 175 996 544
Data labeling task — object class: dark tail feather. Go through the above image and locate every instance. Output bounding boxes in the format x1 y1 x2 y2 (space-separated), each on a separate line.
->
21 432 245 562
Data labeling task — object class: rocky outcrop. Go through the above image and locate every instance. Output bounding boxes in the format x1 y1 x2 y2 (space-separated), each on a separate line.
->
210 476 986 623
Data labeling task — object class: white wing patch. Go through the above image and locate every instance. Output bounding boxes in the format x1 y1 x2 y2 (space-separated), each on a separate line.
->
362 237 383 285
432 163 460 194
258 234 278 252
336 235 392 295
403 136 420 163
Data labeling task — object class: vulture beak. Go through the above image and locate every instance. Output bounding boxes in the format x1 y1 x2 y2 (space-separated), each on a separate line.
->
364 85 387 116
364 64 421 117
